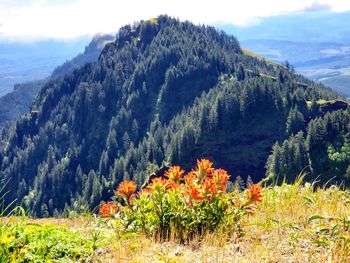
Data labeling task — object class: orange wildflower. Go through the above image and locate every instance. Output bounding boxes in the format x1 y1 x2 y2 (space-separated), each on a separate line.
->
212 169 230 191
185 198 193 206
186 185 204 201
248 184 263 203
184 171 198 186
99 202 118 218
201 179 217 201
116 180 137 199
164 166 185 183
166 181 182 191
148 177 169 192
196 159 215 179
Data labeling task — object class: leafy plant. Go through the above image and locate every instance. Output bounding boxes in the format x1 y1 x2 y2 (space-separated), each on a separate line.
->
0 183 102 263
99 159 263 241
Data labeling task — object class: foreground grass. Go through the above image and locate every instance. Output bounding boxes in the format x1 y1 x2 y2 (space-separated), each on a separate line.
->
1 183 349 262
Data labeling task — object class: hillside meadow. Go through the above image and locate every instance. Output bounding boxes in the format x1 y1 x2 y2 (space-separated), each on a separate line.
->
1 180 349 262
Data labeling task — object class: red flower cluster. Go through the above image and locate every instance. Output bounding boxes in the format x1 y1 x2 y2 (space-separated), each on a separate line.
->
186 185 204 201
212 169 230 191
147 177 169 192
99 159 264 239
99 202 118 218
184 172 197 186
181 159 230 204
248 184 263 203
196 159 215 180
164 166 185 183
116 180 137 199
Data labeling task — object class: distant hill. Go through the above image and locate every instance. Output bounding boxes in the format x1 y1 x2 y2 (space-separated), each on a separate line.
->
0 16 348 217
241 39 350 97
0 34 115 127
0 80 45 128
219 11 350 97
221 11 350 43
0 38 90 96
51 35 115 79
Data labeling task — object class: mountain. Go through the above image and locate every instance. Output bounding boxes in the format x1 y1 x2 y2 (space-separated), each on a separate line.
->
0 34 115 127
240 39 347 65
241 39 350 97
51 34 115 79
0 80 45 128
0 38 90 96
266 108 350 185
220 11 350 43
0 16 347 217
218 11 350 97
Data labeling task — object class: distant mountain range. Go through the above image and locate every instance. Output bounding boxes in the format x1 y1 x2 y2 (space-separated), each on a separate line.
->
51 35 115 79
220 11 350 43
0 34 114 127
241 39 350 96
0 38 90 96
219 11 350 97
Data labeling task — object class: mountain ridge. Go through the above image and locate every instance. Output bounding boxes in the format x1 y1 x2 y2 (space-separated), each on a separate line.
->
0 34 115 127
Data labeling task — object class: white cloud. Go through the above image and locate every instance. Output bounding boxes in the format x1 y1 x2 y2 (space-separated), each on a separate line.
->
0 0 349 41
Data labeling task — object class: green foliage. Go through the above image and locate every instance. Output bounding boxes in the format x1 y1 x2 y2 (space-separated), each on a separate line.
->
286 106 305 135
267 110 350 186
0 15 344 217
100 160 263 241
0 183 99 262
0 80 45 127
0 221 97 262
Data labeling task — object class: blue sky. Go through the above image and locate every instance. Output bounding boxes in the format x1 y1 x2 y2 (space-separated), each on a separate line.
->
1 0 350 41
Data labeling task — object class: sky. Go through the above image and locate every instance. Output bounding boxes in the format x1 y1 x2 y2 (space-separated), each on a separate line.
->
0 0 350 41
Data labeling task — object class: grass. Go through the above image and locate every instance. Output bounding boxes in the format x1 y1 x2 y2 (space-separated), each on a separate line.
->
241 48 266 60
147 18 158 25
306 99 349 110
1 183 349 262
241 48 279 67
306 99 333 107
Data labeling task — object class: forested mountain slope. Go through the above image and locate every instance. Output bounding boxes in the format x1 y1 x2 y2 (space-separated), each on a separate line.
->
0 16 345 216
51 34 115 79
0 34 114 127
0 80 45 127
266 108 350 185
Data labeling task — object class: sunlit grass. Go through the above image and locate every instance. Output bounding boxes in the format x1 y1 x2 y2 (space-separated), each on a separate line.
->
241 47 279 67
1 182 349 262
98 183 349 262
306 99 349 109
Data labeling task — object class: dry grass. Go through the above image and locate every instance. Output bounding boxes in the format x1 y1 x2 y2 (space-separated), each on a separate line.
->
90 183 349 262
7 183 349 262
241 48 279 67
102 185 350 263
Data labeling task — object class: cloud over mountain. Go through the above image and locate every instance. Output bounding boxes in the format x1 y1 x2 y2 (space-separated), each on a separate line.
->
0 0 349 41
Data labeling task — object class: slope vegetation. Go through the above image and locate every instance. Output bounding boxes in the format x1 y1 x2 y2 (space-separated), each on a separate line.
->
0 16 344 216
0 35 114 127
